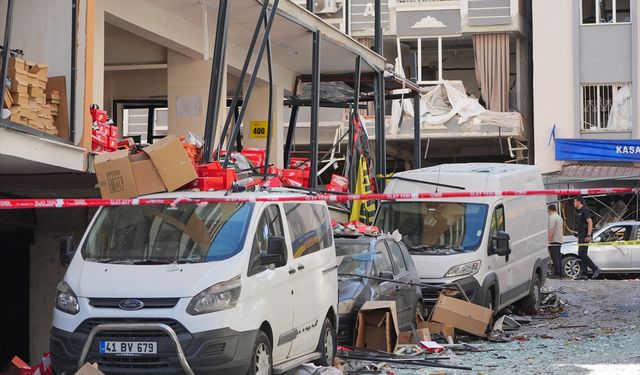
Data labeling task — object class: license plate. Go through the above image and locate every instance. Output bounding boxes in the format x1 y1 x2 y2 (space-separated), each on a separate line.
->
99 341 157 355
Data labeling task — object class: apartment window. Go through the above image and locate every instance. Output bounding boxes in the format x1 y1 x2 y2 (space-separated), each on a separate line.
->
581 83 632 131
582 0 631 24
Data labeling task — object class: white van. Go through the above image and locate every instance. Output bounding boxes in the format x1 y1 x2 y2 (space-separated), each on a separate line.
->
375 163 548 315
50 191 338 375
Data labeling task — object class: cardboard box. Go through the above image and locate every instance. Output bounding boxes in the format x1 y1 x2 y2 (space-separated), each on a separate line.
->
74 363 104 375
45 76 69 140
4 87 13 108
94 150 138 199
129 153 166 196
430 295 493 337
11 92 29 107
354 301 400 353
396 328 430 351
8 57 26 72
418 321 455 339
143 135 197 191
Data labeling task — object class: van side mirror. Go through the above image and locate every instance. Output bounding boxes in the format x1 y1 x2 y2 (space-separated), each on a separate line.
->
492 231 511 257
379 270 394 280
59 236 76 267
261 236 287 267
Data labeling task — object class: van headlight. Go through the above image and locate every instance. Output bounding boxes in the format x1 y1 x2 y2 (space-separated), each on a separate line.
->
444 261 481 278
55 281 79 315
187 275 241 315
338 299 355 315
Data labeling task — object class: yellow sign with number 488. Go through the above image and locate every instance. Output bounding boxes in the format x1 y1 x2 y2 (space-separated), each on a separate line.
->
250 121 268 138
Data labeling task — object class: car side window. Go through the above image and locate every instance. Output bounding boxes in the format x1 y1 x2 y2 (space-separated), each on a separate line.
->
598 226 630 242
373 242 393 276
283 203 333 258
397 241 416 270
489 205 505 253
387 240 408 274
248 205 285 276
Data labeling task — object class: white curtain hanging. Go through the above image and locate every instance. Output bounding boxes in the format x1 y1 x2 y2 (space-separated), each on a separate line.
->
607 84 632 130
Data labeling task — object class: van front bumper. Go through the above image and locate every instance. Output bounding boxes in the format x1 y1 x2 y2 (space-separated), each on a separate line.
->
50 322 257 375
420 276 481 307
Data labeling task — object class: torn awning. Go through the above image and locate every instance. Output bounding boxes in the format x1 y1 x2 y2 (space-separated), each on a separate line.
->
560 165 640 180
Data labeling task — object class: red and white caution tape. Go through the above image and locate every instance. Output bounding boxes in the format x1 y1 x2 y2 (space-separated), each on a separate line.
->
0 188 636 210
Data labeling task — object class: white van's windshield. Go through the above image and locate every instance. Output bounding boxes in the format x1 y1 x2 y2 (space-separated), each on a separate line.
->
375 202 488 255
81 203 254 264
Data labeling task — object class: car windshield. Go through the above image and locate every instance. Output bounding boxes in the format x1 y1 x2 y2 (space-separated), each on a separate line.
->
375 202 488 254
336 243 373 277
81 203 254 264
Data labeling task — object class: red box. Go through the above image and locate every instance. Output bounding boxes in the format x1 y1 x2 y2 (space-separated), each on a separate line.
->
189 176 233 191
289 157 310 170
281 168 310 187
109 125 119 138
327 174 349 193
107 137 118 150
241 148 266 171
91 133 108 146
193 162 237 191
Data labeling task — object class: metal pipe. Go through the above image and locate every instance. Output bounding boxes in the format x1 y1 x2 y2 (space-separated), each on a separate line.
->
284 105 299 167
263 11 274 175
70 0 77 142
374 71 386 191
223 0 281 168
0 0 14 115
77 323 194 375
216 0 270 159
202 0 230 163
410 50 421 169
309 30 321 188
349 56 361 194
306 0 313 11
344 0 350 35
374 0 382 55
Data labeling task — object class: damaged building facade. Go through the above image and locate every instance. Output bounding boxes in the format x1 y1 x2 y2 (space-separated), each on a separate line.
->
299 0 533 168
533 0 640 226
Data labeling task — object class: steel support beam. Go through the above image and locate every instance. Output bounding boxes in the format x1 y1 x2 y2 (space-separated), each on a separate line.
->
216 0 270 159
223 0 280 167
202 0 229 163
283 105 299 167
349 56 361 194
309 30 321 188
0 0 14 116
263 12 274 172
374 71 385 191
306 0 313 11
410 50 421 169
374 0 382 55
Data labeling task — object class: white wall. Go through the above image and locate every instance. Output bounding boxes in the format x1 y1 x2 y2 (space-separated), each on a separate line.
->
533 0 575 174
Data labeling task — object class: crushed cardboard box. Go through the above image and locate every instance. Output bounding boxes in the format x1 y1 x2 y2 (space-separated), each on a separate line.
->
395 328 431 352
430 295 493 337
418 321 455 340
354 301 400 353
143 135 198 191
94 135 197 199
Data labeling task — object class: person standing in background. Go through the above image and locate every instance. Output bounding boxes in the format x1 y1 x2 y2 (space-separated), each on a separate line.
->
547 204 564 278
574 196 601 280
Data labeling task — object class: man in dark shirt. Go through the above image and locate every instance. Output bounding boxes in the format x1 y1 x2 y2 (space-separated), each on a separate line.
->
574 196 601 280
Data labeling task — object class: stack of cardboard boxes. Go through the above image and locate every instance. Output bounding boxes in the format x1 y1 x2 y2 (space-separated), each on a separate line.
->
5 57 60 136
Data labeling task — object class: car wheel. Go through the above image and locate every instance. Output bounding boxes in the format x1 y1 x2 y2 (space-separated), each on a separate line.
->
518 274 541 315
562 256 583 278
247 331 272 375
314 318 336 367
483 288 494 311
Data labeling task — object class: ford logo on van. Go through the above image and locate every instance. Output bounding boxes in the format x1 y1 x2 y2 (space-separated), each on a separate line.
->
118 299 144 311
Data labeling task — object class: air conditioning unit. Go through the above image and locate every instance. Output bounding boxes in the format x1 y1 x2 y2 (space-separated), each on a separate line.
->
294 0 340 14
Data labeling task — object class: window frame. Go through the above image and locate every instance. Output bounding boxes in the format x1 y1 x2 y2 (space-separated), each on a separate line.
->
372 241 394 277
397 241 416 270
580 83 632 132
386 240 409 275
581 0 632 25
284 202 333 259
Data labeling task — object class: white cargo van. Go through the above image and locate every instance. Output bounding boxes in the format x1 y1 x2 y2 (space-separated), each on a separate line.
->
50 191 338 375
375 164 548 315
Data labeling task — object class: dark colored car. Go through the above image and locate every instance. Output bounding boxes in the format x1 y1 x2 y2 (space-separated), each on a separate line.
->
335 234 424 345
